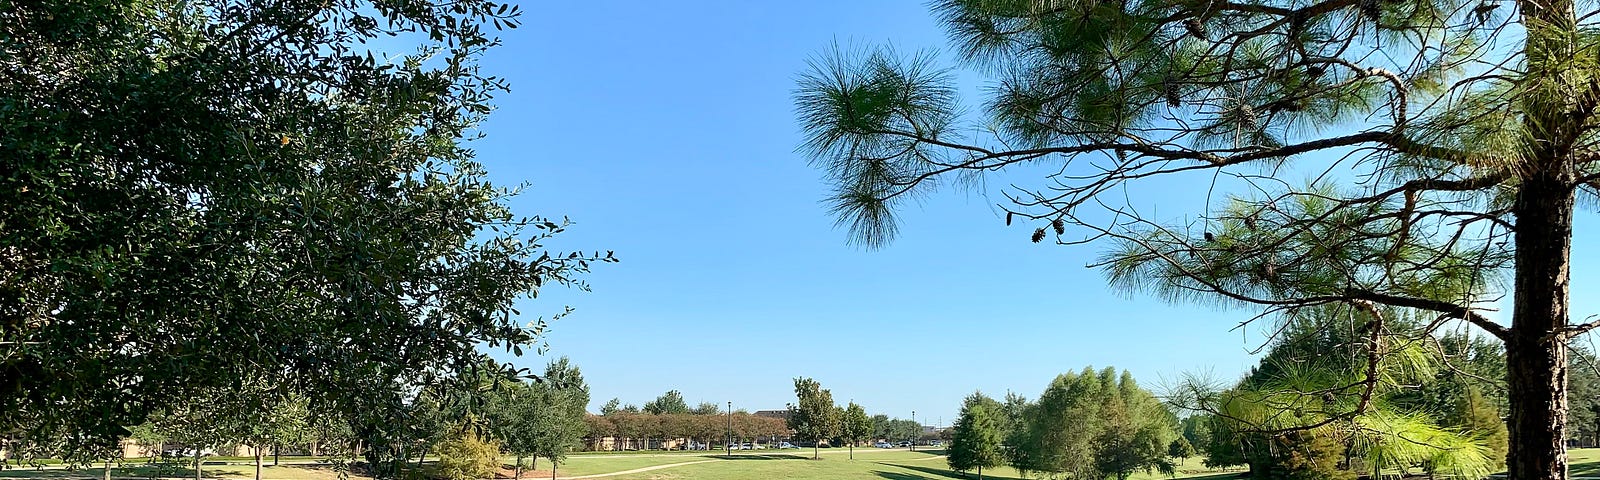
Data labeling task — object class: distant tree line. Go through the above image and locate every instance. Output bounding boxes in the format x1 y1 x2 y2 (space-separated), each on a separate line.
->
586 390 786 451
582 413 787 451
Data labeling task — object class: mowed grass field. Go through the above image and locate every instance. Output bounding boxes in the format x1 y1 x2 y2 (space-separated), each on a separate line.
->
0 449 1241 480
574 450 1242 480
10 448 1600 479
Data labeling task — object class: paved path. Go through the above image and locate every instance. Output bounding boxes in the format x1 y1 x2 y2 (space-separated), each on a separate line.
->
553 459 719 479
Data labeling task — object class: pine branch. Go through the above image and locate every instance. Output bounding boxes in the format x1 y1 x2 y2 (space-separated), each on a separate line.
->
1343 289 1509 341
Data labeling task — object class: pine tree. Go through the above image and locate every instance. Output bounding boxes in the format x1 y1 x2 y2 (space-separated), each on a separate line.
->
948 393 1005 479
796 0 1600 475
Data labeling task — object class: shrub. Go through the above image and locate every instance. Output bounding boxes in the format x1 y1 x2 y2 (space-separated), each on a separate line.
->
435 430 501 480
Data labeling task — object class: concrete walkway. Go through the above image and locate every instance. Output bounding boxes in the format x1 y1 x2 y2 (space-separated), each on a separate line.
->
552 459 719 479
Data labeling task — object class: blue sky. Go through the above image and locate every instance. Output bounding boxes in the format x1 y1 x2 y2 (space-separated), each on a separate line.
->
460 1 1600 425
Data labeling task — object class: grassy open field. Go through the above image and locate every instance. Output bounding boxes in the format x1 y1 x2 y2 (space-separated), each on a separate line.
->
0 449 1241 480
577 449 1244 480
11 448 1600 479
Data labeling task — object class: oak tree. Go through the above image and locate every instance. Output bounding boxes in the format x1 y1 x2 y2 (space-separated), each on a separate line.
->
2 1 612 472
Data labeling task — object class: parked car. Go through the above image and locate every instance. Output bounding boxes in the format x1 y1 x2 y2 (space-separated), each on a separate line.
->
896 441 912 448
778 442 799 449
873 442 892 448
928 440 944 447
162 448 214 458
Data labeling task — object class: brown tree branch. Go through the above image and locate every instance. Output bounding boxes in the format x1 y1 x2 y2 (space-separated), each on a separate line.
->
1343 288 1510 340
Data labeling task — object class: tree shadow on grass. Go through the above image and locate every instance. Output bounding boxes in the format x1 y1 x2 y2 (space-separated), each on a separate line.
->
0 467 169 479
1178 472 1251 480
700 454 809 461
1571 459 1600 477
881 463 1017 480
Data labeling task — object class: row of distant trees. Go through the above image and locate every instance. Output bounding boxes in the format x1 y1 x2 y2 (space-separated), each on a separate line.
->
592 387 925 457
582 413 787 451
589 390 785 450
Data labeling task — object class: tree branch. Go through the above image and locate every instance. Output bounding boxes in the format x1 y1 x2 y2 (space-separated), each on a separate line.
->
1343 288 1509 341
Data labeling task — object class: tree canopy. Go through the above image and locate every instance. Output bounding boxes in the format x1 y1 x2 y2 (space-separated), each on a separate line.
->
2 0 611 469
643 390 690 415
1006 367 1178 479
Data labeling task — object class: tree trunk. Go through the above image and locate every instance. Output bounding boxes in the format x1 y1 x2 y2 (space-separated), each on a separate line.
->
194 450 202 480
255 448 262 480
977 465 982 480
273 443 279 466
103 460 110 480
514 454 522 480
417 446 429 468
1504 169 1575 480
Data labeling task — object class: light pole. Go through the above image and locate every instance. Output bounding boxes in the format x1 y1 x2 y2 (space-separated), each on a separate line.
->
910 411 915 452
726 401 733 458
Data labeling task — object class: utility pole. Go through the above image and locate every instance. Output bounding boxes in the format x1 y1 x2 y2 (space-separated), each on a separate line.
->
726 401 733 458
910 411 915 452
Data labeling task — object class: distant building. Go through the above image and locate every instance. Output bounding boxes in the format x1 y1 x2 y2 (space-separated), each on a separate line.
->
753 410 789 419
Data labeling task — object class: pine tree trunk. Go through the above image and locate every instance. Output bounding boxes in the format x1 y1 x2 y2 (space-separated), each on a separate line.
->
1505 170 1574 480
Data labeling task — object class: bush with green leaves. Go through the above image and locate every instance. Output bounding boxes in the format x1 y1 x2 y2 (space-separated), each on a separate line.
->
434 430 500 480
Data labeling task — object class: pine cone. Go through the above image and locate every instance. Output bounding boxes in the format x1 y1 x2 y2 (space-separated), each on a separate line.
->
1184 18 1207 39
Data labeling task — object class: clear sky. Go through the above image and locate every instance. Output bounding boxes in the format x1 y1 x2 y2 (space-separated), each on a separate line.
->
462 1 1600 425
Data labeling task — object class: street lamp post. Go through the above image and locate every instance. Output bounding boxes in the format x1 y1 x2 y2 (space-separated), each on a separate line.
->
910 411 916 452
726 401 733 458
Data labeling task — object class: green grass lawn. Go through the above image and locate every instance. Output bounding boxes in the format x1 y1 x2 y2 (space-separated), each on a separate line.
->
0 449 1239 480
0 463 350 480
566 450 1244 480
31 449 1600 480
